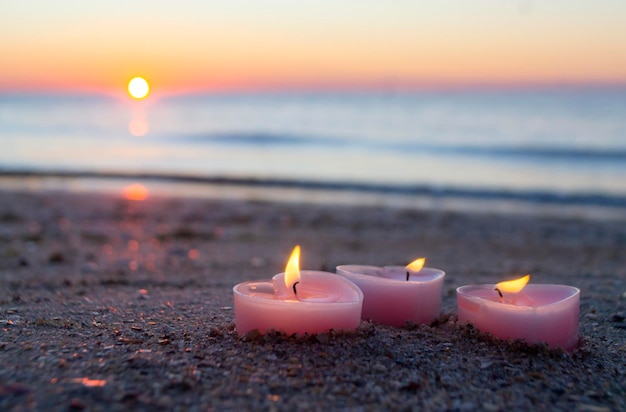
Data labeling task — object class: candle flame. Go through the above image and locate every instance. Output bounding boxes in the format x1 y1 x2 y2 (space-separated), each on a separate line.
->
284 245 301 288
405 257 425 272
495 274 530 294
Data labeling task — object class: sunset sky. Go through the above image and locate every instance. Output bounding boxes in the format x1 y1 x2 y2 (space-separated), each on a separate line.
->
2 1 625 95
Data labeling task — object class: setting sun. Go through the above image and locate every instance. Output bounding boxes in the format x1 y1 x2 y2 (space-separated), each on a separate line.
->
128 77 150 99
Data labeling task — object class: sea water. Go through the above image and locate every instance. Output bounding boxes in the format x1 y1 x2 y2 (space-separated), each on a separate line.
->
1 89 625 209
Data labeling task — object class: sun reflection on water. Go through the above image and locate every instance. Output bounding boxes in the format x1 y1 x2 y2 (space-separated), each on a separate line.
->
129 118 149 137
123 183 149 201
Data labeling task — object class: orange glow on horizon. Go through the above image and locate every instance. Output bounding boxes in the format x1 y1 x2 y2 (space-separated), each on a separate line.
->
123 184 149 201
1 31 626 96
0 67 626 96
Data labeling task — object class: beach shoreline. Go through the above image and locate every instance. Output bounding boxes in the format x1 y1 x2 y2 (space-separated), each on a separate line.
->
1 188 625 411
2 172 626 222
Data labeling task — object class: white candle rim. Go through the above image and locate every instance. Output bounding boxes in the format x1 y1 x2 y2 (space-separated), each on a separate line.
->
456 284 580 310
336 264 445 283
233 270 364 306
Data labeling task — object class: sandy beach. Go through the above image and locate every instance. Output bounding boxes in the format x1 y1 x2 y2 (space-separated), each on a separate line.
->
1 189 625 411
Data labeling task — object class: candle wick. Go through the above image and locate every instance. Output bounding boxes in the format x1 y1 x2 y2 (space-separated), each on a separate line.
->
494 287 503 301
406 271 410 281
292 281 300 297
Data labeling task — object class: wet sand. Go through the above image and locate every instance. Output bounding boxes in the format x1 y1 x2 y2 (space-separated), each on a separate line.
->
1 189 625 411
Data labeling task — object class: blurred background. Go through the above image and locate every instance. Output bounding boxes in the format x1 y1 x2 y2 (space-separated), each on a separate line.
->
1 1 625 209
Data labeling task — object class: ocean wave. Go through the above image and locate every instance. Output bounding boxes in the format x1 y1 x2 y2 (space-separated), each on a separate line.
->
395 143 626 161
2 168 626 209
174 132 348 147
169 132 626 162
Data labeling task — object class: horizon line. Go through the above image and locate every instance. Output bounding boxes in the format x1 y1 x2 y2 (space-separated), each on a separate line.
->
1 80 626 98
